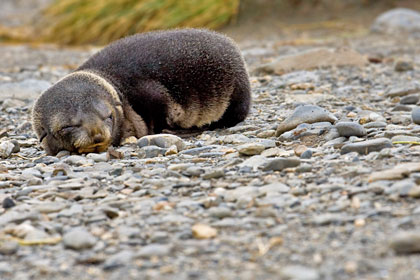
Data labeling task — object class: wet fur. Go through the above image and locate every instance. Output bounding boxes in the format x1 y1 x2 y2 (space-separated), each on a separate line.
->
32 28 251 155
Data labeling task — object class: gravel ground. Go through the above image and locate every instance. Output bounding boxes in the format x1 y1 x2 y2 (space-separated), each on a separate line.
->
2 17 420 280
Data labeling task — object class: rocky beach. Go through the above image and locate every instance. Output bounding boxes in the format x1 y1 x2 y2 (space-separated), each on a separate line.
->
1 7 420 280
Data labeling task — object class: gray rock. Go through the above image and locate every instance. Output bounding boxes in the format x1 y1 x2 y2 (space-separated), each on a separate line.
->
363 121 387 129
208 207 233 219
86 152 109 162
281 71 320 85
237 143 265 156
0 140 14 159
385 82 420 98
341 138 392 155
63 227 97 250
371 8 420 37
138 134 186 151
336 122 367 137
391 135 420 143
141 146 167 158
281 265 320 280
276 105 337 136
395 60 414 72
300 149 312 159
202 169 225 180
103 250 133 270
412 107 420 124
0 79 51 101
261 158 300 171
390 231 420 254
136 244 171 258
0 241 18 255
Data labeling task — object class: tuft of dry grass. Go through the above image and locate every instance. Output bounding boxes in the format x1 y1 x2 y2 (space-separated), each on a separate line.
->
42 0 240 45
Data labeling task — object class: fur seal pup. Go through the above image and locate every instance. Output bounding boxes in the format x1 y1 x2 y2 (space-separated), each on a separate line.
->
32 28 251 155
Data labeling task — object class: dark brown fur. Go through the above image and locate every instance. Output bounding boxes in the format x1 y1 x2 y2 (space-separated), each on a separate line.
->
32 29 251 155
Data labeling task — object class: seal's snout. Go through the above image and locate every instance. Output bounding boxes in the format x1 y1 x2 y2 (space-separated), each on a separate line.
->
93 134 105 144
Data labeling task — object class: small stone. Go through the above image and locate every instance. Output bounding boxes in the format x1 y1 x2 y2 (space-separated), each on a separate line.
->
103 250 133 270
390 231 420 254
300 149 312 159
141 146 167 158
400 94 419 104
276 105 337 136
408 186 420 198
137 244 171 258
0 241 18 255
208 207 232 219
395 60 414 72
138 134 186 151
341 138 392 155
336 122 367 137
165 144 178 155
369 162 420 182
0 141 14 159
281 265 320 280
86 152 109 162
192 224 217 239
63 228 97 250
202 169 225 180
261 158 300 171
294 145 308 157
237 143 265 156
2 197 15 209
412 107 420 125
371 8 420 37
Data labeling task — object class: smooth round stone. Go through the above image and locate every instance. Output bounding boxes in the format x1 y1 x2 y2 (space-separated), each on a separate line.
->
390 231 420 254
281 265 320 280
137 134 186 151
294 145 308 157
136 244 171 258
202 169 225 180
237 143 265 156
0 241 19 255
208 207 232 219
276 105 337 136
395 60 414 72
0 141 14 159
363 121 387 129
371 8 420 36
86 152 109 162
261 158 300 171
341 138 392 155
141 146 167 158
335 122 366 137
412 107 420 124
400 94 419 104
63 228 97 250
2 197 16 209
103 250 133 270
300 149 312 159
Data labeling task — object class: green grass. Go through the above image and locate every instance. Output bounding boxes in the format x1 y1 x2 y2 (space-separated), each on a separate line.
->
43 0 240 45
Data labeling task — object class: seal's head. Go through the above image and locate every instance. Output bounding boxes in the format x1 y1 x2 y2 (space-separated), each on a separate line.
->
32 71 124 155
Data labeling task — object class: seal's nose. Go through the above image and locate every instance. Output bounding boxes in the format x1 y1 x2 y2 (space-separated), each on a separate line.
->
93 134 104 144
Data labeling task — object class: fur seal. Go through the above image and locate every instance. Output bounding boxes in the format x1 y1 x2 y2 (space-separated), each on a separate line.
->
32 28 251 155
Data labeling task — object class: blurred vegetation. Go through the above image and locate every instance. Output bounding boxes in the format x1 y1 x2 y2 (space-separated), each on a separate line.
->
42 0 240 45
0 0 415 45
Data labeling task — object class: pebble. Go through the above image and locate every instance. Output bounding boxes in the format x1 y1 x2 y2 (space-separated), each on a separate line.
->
237 143 265 156
281 265 320 280
192 224 217 239
138 134 186 151
371 8 420 37
140 146 167 158
276 105 337 136
400 94 419 104
0 141 14 159
341 138 392 155
300 149 312 159
390 231 420 254
2 197 15 209
103 250 133 270
412 107 420 124
336 122 367 137
0 241 18 255
63 228 97 250
261 158 300 171
394 60 414 72
137 244 171 258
